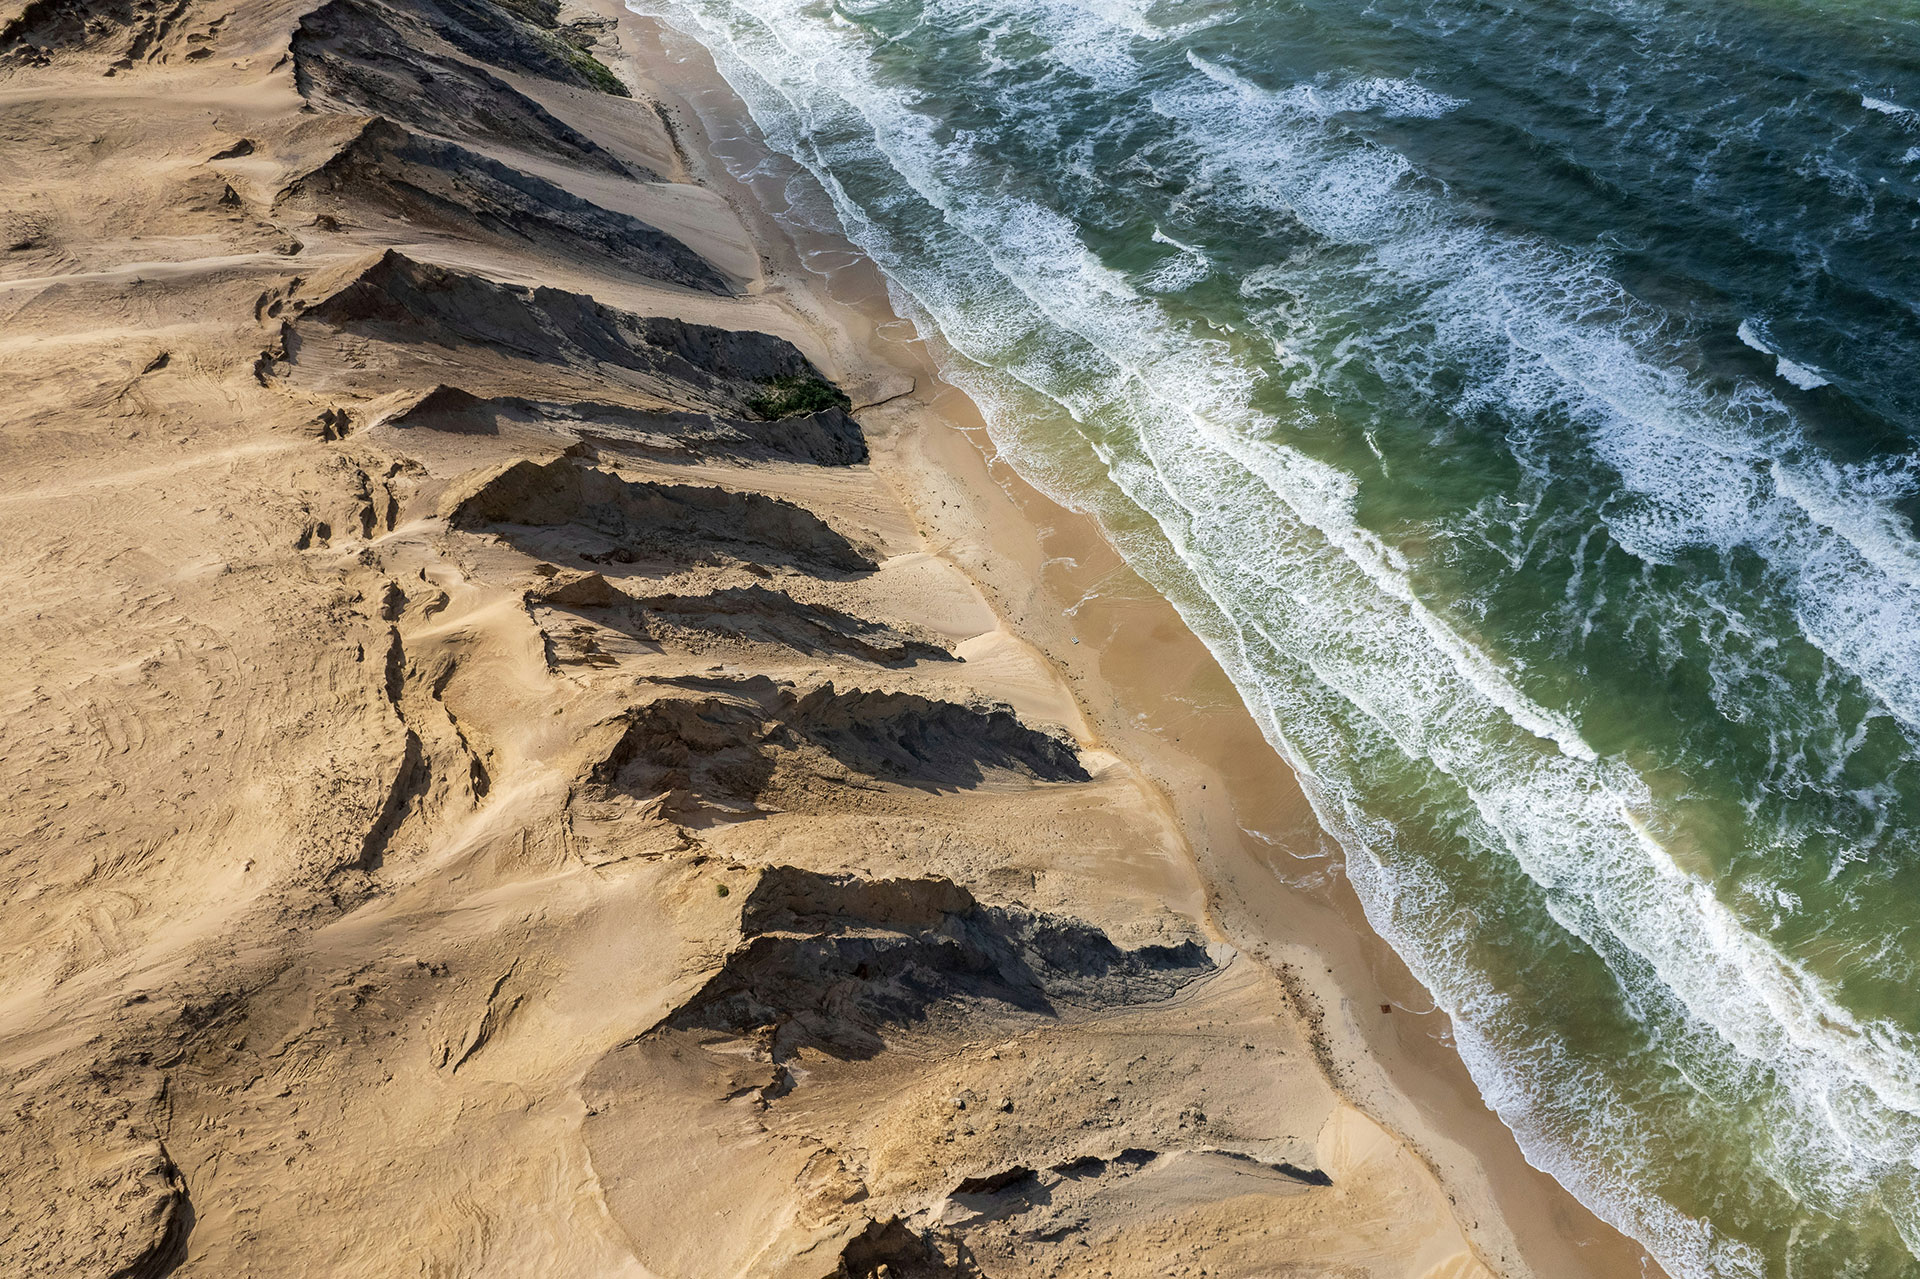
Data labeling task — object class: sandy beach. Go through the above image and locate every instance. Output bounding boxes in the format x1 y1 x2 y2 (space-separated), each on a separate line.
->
0 2 1659 1274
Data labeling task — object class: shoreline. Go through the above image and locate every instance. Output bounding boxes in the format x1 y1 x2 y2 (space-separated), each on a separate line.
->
595 7 1667 1277
0 3 1674 1272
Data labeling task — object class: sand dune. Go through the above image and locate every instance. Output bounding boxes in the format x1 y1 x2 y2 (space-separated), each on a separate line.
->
0 3 1515 1275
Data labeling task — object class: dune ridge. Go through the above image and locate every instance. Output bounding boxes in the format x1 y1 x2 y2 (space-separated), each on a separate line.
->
1 3 1512 1275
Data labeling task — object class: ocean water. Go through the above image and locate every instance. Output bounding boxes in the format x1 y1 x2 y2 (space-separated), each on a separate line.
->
628 0 1920 1272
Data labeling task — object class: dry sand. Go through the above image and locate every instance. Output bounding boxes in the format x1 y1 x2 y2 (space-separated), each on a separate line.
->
0 2 1660 1276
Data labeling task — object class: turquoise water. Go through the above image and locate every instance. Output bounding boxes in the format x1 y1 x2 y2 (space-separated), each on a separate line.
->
630 0 1920 1271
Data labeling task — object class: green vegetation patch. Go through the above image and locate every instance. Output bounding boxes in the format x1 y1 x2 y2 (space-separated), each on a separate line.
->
529 28 629 96
481 0 630 97
561 40 630 96
747 374 853 420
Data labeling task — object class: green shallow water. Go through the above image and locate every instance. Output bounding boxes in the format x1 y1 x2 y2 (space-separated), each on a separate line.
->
631 0 1920 1272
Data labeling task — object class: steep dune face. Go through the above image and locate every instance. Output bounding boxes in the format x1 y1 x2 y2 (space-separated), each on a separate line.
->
382 385 871 466
289 250 819 409
278 119 724 290
292 0 634 174
0 3 1498 1277
441 456 878 573
617 586 947 664
666 866 1215 1055
581 676 1088 821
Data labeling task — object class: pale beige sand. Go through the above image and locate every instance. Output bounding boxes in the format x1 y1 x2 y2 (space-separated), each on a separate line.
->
0 3 1657 1277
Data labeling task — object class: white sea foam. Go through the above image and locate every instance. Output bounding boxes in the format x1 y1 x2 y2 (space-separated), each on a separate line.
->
1738 319 1833 389
1774 355 1831 390
1309 75 1466 119
1156 55 1920 733
1864 95 1919 123
631 0 1920 1269
1143 226 1211 290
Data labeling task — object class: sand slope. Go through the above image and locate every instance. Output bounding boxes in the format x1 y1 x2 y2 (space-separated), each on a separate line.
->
0 4 1500 1275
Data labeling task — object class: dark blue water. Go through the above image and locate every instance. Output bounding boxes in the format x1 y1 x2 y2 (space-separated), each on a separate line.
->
635 0 1920 1271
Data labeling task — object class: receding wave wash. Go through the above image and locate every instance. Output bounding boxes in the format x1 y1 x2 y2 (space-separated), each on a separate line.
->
632 0 1920 1273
